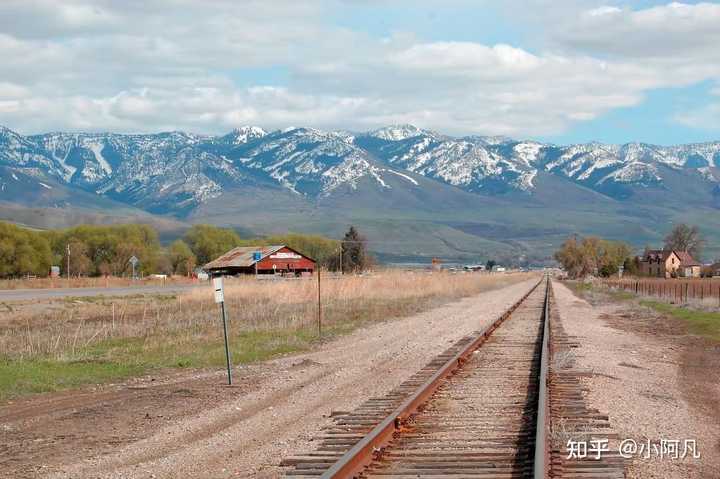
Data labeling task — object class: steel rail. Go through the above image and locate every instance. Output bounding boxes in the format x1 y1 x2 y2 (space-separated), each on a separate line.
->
318 278 544 479
533 276 551 478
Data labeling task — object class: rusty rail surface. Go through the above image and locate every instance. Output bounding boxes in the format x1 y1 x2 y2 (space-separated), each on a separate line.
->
283 278 625 478
533 277 551 477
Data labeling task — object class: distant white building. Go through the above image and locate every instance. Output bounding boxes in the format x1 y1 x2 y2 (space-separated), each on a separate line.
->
492 265 506 273
463 264 486 272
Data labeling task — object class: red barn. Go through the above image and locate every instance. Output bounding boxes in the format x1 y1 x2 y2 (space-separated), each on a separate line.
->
203 245 316 277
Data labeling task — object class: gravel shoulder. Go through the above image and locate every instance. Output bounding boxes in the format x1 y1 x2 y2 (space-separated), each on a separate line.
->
553 280 720 479
1 278 538 479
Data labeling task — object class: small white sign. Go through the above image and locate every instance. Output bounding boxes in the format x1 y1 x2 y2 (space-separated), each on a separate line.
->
213 277 224 303
270 252 302 259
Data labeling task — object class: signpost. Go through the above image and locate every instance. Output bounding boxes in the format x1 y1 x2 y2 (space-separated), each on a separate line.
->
317 269 322 337
129 255 139 280
213 277 232 385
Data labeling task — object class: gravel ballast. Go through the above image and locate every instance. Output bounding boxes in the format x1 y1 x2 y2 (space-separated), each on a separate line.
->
553 281 720 479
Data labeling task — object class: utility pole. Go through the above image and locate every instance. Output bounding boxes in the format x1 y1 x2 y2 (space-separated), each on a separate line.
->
317 268 322 337
339 243 343 275
66 244 70 283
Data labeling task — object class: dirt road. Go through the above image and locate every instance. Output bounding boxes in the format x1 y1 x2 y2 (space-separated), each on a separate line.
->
1 278 539 478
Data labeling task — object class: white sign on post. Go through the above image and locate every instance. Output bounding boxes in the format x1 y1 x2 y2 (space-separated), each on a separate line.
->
213 276 232 385
213 277 224 303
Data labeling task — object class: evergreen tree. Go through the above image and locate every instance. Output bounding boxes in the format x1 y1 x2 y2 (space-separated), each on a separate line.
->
341 226 370 272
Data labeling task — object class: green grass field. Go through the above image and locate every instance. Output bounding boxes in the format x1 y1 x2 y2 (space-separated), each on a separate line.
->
0 299 411 401
0 328 320 401
639 300 720 342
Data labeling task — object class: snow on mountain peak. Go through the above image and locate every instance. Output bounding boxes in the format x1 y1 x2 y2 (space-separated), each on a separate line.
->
512 142 543 165
2 123 720 213
223 126 267 145
234 125 266 136
368 124 427 141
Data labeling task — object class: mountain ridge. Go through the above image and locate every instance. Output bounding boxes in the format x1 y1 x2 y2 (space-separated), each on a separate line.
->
2 123 719 205
2 124 719 262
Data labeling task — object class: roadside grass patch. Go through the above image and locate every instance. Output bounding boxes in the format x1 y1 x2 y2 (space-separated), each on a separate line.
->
0 359 144 401
607 290 636 301
639 300 720 342
566 280 720 342
61 293 177 305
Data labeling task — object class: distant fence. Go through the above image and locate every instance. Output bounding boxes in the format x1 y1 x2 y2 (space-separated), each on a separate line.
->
602 277 720 307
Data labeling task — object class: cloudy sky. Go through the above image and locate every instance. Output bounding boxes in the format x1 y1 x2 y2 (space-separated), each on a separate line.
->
0 0 719 144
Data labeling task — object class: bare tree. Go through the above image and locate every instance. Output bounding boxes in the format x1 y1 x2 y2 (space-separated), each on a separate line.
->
664 224 704 259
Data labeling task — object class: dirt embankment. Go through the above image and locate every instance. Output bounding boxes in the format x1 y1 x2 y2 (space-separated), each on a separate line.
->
1 278 539 479
553 281 720 479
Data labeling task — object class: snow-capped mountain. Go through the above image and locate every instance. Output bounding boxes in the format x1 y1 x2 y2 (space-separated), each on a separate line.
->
226 127 391 195
356 128 720 195
1 124 719 216
217 126 267 146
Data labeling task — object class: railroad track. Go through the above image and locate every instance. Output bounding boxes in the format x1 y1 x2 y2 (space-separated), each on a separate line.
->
283 278 625 478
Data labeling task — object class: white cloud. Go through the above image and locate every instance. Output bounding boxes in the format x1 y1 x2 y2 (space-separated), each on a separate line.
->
0 1 718 138
389 42 543 73
557 2 720 59
587 6 622 17
675 102 720 131
0 82 31 100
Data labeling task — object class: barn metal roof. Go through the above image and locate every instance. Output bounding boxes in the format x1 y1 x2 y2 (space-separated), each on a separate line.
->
203 245 286 269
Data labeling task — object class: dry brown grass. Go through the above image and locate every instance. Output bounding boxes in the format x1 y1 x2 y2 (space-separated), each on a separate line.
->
0 271 535 399
0 275 197 290
2 271 534 361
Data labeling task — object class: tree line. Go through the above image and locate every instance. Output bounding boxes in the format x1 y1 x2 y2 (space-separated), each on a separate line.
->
554 235 633 279
554 224 709 279
0 221 371 278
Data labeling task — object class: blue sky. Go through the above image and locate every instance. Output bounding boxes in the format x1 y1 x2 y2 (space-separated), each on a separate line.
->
546 82 720 145
331 0 720 144
0 1 718 144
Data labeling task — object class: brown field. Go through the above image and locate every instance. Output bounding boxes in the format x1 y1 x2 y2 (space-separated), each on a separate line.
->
0 270 535 399
0 275 198 290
